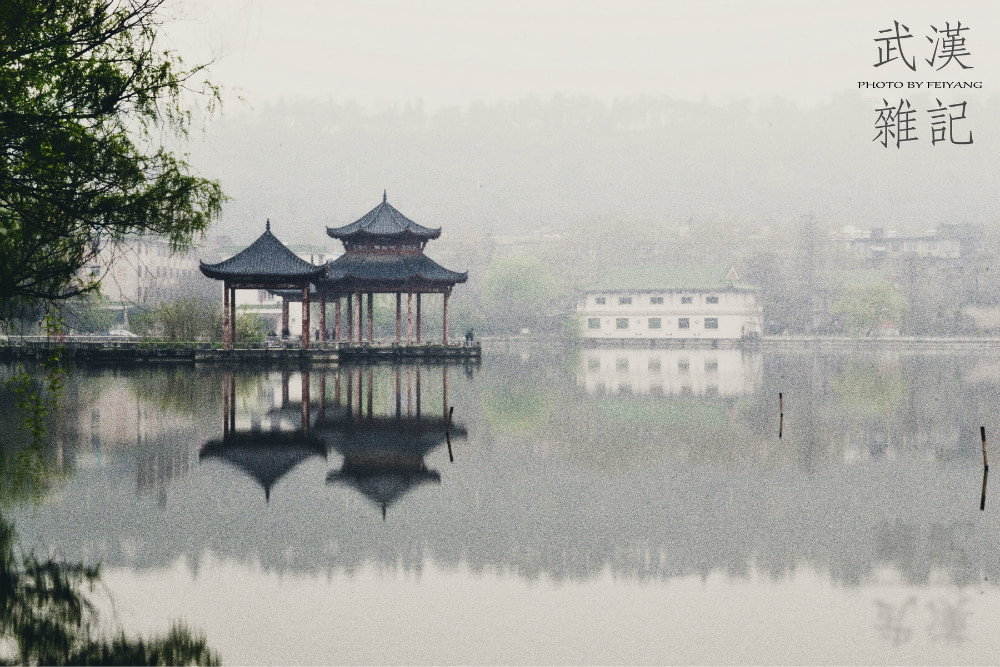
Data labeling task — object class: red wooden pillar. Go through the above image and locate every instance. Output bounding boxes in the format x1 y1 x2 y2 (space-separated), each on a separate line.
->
346 294 353 341
319 294 327 341
367 292 373 342
334 298 342 341
230 287 236 348
223 282 230 348
406 292 413 343
281 298 290 337
396 293 402 343
355 292 363 343
416 293 422 344
302 286 310 350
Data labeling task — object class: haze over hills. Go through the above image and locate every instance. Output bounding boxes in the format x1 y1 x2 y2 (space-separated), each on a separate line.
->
186 93 1000 250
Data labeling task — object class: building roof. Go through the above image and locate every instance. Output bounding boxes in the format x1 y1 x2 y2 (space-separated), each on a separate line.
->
587 264 757 292
326 192 441 241
200 221 326 283
322 252 467 286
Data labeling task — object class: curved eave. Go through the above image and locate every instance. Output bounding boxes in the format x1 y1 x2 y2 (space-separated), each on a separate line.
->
322 270 468 286
199 260 325 283
325 227 442 242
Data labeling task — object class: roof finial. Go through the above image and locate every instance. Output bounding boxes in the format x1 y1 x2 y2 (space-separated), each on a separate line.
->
266 218 271 232
383 189 387 204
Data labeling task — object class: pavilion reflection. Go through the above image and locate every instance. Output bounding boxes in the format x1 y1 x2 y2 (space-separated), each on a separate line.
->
200 370 326 501
199 365 466 513
319 364 467 519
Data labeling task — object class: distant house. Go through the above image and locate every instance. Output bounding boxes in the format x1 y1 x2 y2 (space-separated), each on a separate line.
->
578 265 762 343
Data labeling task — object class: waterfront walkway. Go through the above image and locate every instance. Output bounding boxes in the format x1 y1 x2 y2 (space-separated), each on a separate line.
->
0 337 481 364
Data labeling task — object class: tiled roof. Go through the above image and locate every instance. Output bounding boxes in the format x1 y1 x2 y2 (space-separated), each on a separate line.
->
200 222 326 282
327 192 441 240
588 264 758 292
323 252 467 285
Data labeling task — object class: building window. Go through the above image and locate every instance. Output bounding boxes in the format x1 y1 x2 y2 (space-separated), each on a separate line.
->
650 296 664 304
587 318 601 329
681 296 693 304
595 297 606 305
648 359 661 372
705 318 719 329
588 358 601 371
678 360 690 374
616 318 629 329
705 360 718 373
678 318 690 329
616 358 629 372
648 318 662 329
706 296 719 304
619 296 632 305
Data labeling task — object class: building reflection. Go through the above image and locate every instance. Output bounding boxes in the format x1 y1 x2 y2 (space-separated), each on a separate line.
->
578 348 762 397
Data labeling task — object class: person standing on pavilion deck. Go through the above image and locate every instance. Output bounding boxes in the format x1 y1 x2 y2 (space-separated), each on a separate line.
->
320 191 468 345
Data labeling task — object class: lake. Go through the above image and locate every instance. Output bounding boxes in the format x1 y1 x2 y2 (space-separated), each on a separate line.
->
3 342 1000 664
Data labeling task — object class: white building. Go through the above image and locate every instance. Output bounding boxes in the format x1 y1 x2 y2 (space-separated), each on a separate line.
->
578 265 762 343
88 236 204 309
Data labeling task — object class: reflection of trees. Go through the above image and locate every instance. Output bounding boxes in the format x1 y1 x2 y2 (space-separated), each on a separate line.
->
832 359 906 417
481 359 556 436
0 515 219 666
0 405 219 665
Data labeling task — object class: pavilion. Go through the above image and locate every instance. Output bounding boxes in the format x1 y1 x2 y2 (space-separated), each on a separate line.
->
200 193 468 348
199 220 325 349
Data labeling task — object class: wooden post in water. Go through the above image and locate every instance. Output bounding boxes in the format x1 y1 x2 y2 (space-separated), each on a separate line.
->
981 467 989 511
778 392 784 439
446 406 455 463
981 427 989 511
982 426 989 471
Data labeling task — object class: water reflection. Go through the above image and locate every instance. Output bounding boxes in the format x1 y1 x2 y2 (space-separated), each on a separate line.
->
5 349 1000 661
578 347 763 396
319 366 467 519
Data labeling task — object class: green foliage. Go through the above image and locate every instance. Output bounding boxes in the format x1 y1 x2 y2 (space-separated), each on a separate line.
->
235 309 268 344
58 293 119 334
133 298 221 341
481 255 558 334
0 0 224 315
830 282 908 336
0 517 219 666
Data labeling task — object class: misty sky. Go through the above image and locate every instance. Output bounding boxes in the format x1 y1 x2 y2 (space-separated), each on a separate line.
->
155 1 1000 247
165 0 998 110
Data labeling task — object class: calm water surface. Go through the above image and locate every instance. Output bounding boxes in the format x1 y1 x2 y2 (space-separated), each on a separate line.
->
4 343 1000 664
